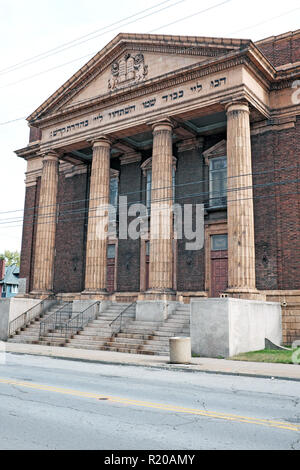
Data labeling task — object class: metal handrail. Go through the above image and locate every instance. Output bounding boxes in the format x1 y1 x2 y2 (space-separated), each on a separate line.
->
62 301 100 339
109 301 136 336
9 294 56 337
39 302 73 338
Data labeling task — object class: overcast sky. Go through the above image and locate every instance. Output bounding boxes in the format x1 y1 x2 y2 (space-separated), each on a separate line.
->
0 0 299 254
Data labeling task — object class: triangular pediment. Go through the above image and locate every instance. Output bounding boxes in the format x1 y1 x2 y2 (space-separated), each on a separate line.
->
203 140 227 164
28 34 252 122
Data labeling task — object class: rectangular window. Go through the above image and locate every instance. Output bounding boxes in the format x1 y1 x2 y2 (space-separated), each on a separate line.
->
146 168 175 211
107 244 116 259
146 170 152 212
109 177 118 221
209 156 227 208
211 234 228 251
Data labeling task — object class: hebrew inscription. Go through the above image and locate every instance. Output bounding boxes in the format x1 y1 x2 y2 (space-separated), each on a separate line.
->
48 76 228 139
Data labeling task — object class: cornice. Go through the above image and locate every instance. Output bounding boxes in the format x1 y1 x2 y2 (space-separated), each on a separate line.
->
15 142 41 160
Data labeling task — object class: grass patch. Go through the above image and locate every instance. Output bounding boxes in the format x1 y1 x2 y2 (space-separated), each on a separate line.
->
230 348 299 364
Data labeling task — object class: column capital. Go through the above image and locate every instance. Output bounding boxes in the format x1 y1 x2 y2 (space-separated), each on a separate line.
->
42 150 60 163
90 135 112 148
148 117 174 132
225 100 250 115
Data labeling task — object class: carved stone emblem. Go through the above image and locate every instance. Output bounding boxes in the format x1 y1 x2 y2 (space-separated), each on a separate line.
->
108 53 148 91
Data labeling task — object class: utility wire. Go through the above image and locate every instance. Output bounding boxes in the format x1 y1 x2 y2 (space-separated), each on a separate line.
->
0 163 298 216
0 0 232 91
148 0 232 33
0 0 187 83
1 185 300 230
0 3 297 121
0 172 299 227
0 0 175 76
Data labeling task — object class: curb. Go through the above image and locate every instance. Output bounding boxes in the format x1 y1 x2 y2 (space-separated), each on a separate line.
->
6 350 300 383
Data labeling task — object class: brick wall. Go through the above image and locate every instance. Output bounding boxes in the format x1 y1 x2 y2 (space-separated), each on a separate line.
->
282 305 300 345
256 32 300 67
53 170 89 293
176 144 206 291
117 161 141 292
252 117 300 290
19 179 40 293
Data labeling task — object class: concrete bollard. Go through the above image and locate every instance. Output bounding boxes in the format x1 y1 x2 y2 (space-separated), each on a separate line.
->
169 337 191 364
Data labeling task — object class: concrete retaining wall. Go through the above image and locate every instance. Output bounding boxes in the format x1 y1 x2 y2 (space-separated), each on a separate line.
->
136 301 178 322
191 298 282 358
0 297 40 341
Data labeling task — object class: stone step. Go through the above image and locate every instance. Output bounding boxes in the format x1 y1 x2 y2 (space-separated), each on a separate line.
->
8 337 38 344
122 323 160 330
111 337 148 345
117 333 153 340
67 340 108 348
65 343 104 350
68 335 112 342
121 328 156 335
98 345 147 354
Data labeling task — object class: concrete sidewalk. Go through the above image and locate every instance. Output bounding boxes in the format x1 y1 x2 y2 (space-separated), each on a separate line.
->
3 342 300 381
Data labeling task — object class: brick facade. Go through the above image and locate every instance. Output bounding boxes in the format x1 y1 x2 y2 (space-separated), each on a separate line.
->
252 118 300 291
256 32 300 67
19 179 40 293
53 170 89 293
117 160 141 292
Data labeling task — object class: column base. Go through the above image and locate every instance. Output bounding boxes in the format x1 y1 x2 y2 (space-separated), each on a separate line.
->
29 290 55 299
81 289 109 301
139 288 176 302
225 288 266 301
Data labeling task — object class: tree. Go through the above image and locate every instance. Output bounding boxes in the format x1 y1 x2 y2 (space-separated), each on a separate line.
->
0 250 20 266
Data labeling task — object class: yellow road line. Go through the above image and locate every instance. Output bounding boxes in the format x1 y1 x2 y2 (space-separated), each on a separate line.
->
0 377 299 432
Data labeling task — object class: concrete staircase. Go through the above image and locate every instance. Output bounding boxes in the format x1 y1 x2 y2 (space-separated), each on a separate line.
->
65 302 134 350
7 301 191 357
111 304 190 356
66 303 190 356
7 302 68 345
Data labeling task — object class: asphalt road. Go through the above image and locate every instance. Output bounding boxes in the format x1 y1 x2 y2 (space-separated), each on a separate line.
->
0 353 299 450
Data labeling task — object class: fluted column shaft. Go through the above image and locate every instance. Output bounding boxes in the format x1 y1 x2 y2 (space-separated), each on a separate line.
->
32 151 59 293
84 137 111 292
226 101 256 292
149 119 174 291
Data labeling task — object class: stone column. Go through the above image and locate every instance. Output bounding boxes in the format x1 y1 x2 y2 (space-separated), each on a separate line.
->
84 137 111 294
32 151 59 294
148 119 174 293
226 101 259 298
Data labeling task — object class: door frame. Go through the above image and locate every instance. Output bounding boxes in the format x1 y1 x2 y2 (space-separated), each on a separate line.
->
205 220 227 297
107 238 118 292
